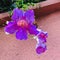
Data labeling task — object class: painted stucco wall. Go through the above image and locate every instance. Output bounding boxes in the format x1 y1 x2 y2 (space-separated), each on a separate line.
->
0 11 60 60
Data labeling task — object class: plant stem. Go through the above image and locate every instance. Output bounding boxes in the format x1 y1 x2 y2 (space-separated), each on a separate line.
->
22 0 23 5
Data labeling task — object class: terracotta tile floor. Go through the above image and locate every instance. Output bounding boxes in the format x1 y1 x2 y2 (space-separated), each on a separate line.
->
0 11 60 60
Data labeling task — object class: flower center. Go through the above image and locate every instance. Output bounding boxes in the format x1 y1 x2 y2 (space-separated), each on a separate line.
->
17 20 28 28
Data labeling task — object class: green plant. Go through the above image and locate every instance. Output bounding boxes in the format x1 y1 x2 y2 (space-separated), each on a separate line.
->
0 0 46 12
0 0 16 12
15 0 46 10
15 0 35 10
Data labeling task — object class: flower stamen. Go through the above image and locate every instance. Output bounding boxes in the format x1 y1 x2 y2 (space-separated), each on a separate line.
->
17 20 28 28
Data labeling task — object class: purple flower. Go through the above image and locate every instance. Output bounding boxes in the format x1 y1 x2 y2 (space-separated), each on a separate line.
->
34 29 48 54
34 29 48 43
36 43 47 54
5 8 39 40
38 31 48 43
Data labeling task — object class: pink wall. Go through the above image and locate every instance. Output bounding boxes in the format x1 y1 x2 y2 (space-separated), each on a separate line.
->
0 11 60 60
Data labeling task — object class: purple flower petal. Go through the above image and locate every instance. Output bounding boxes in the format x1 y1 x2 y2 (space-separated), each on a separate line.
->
36 43 47 54
39 37 46 43
11 8 24 21
5 22 18 34
38 32 48 43
16 28 27 40
28 24 39 35
24 9 35 24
